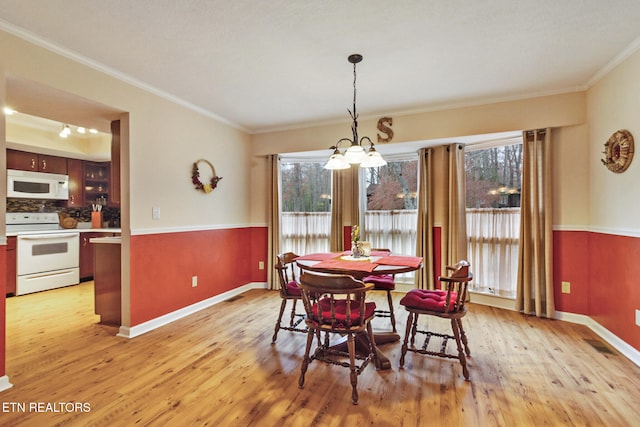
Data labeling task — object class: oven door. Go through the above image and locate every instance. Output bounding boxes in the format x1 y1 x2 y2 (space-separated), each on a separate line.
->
17 232 79 275
16 233 80 296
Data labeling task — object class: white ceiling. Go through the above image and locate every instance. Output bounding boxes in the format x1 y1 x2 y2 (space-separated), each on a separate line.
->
2 0 640 134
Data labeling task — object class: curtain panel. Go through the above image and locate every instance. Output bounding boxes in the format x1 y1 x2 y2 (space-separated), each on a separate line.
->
466 207 520 296
516 128 555 318
416 147 435 289
443 144 468 270
267 154 281 290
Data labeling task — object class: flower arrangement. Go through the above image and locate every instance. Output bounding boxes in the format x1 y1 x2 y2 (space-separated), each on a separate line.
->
192 160 223 194
351 225 360 243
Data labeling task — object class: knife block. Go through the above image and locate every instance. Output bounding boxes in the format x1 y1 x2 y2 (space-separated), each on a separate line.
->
92 211 103 229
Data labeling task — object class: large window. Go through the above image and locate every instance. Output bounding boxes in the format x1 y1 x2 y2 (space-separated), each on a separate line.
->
363 157 418 283
280 160 331 255
465 141 522 298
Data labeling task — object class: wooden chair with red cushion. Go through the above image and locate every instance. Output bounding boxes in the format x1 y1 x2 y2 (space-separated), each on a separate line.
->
362 248 397 332
271 252 306 343
298 272 379 405
399 260 473 380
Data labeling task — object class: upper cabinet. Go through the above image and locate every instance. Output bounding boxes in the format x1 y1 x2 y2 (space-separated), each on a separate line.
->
84 161 110 207
109 120 121 208
67 158 84 207
7 149 68 174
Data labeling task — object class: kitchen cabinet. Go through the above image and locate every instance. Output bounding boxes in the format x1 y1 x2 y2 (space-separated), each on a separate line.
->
92 237 121 325
7 149 67 174
80 231 117 280
84 161 110 207
6 237 17 296
67 158 84 207
110 120 121 208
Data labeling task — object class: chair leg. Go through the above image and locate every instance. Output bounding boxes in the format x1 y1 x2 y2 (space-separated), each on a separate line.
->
451 319 470 381
366 321 379 368
289 299 298 327
457 318 471 356
299 328 315 388
386 290 396 332
409 312 419 347
272 299 287 343
347 333 359 405
400 311 414 367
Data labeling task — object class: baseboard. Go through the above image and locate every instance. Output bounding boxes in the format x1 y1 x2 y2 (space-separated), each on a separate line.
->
0 375 14 392
555 311 640 368
117 282 268 339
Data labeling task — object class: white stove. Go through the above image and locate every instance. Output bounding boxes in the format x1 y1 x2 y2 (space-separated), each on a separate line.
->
7 212 79 295
6 212 62 232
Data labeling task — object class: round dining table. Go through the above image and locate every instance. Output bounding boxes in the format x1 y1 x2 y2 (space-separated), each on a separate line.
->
295 252 423 370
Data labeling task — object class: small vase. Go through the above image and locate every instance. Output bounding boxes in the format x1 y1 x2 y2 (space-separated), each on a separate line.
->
352 241 362 258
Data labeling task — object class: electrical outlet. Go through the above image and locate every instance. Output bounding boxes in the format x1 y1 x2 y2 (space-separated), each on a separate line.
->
636 309 640 327
259 261 264 270
191 276 198 287
561 281 571 294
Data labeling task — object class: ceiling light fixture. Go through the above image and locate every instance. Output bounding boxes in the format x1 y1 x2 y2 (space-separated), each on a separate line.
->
3 107 16 115
324 54 387 170
59 124 71 138
77 127 86 134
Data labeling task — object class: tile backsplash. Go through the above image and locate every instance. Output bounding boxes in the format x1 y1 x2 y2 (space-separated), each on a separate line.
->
7 198 120 227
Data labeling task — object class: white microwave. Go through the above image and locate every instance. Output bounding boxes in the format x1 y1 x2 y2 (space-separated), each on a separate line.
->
7 169 69 200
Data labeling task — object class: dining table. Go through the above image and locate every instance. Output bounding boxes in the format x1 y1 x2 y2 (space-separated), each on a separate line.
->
295 251 423 370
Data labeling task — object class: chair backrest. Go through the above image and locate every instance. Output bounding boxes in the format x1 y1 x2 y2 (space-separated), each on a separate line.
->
438 260 473 314
275 252 300 296
299 272 374 329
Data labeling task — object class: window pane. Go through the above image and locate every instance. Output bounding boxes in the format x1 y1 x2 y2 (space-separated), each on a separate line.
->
281 162 331 212
465 144 522 208
280 161 331 254
365 160 418 210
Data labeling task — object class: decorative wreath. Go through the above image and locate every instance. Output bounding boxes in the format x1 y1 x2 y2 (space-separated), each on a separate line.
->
192 159 223 194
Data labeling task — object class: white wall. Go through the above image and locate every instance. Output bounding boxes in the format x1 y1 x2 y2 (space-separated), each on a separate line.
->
587 49 640 236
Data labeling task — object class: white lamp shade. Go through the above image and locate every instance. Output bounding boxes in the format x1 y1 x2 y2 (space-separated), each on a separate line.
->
325 152 350 169
344 144 366 164
361 150 387 167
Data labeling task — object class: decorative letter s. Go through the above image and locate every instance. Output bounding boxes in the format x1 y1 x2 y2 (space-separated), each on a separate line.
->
377 117 393 143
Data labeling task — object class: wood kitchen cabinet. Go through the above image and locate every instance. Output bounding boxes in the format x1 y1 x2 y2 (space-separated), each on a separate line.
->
67 158 84 207
6 237 17 296
83 161 110 207
80 232 117 280
110 120 121 208
92 237 121 326
7 149 68 174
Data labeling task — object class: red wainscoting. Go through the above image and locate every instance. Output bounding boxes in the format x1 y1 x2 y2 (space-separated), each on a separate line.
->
587 232 640 351
553 230 591 315
129 227 267 326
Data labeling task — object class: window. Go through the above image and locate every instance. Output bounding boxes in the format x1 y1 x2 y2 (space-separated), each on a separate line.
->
465 141 522 298
362 157 418 283
280 160 331 255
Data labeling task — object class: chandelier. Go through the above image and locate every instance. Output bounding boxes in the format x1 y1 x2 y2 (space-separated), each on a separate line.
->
324 54 387 170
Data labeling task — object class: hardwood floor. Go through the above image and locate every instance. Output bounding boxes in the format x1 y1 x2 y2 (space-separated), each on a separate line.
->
1 282 639 426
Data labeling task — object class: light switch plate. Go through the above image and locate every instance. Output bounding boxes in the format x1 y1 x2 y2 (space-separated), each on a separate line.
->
152 207 160 220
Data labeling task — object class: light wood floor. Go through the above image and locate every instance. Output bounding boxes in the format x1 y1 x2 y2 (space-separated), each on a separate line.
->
2 282 639 426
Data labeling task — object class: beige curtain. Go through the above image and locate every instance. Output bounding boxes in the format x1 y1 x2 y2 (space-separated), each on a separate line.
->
442 143 468 270
330 167 359 252
267 154 281 290
516 128 555 318
329 169 345 252
415 148 435 290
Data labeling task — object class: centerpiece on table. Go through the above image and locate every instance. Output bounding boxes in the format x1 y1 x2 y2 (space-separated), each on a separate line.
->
351 225 364 258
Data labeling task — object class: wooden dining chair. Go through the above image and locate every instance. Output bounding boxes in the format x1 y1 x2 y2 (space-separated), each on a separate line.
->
271 252 307 343
362 248 397 332
399 260 473 380
298 272 378 405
